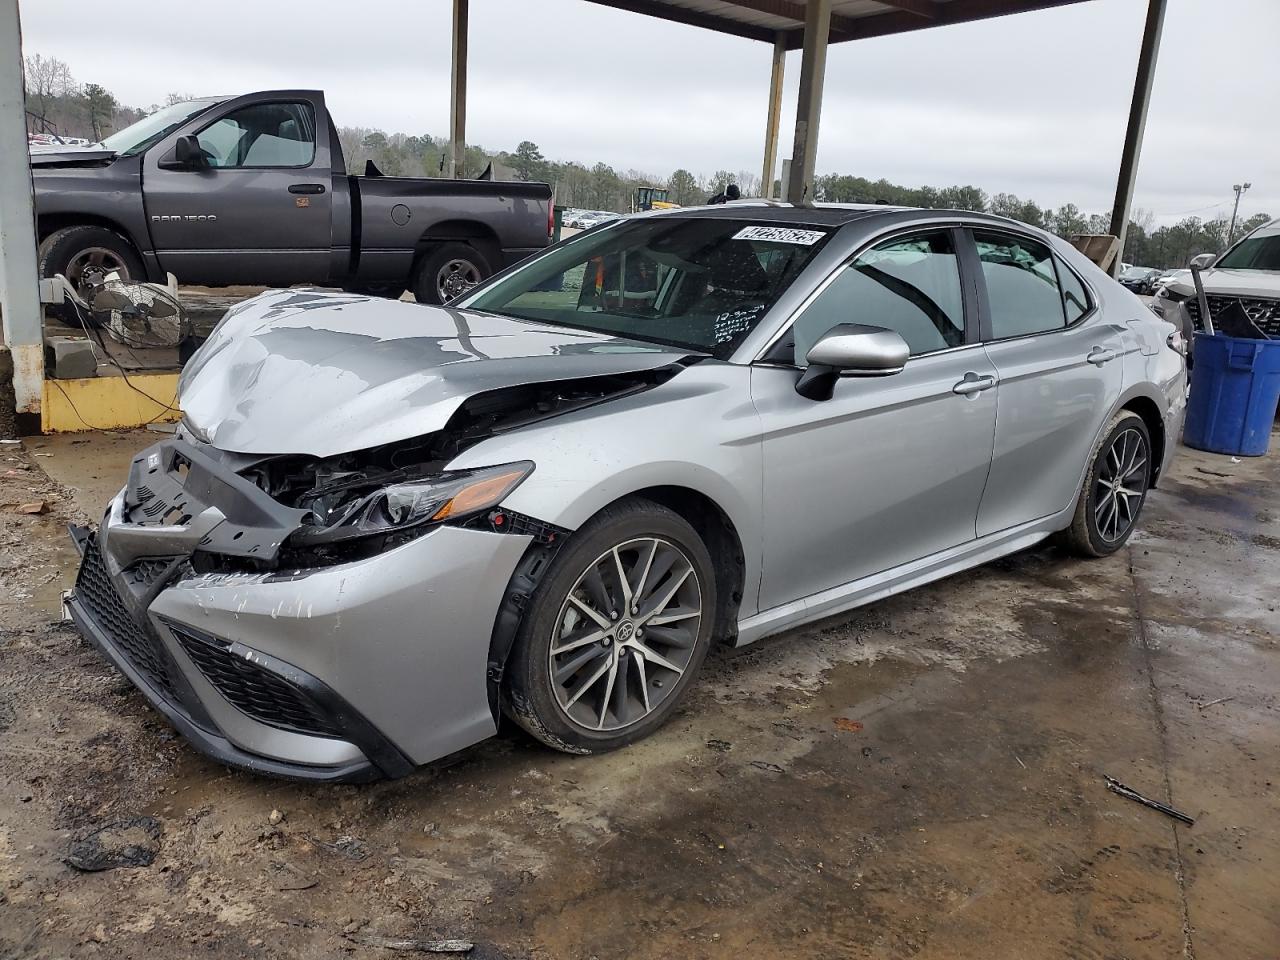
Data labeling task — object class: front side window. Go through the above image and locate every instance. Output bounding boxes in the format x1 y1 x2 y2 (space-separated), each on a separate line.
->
460 218 832 358
788 230 965 363
196 102 316 168
974 231 1065 339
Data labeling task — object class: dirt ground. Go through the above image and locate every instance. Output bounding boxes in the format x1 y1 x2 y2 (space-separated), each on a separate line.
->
1 427 1277 959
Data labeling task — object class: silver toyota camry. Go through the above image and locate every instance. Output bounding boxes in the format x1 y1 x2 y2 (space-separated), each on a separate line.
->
68 204 1187 780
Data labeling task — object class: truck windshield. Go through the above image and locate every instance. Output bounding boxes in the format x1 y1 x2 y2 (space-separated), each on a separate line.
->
99 98 224 157
459 217 832 358
1215 232 1280 271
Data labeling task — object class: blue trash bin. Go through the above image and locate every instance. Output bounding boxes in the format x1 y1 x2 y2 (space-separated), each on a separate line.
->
1183 333 1280 456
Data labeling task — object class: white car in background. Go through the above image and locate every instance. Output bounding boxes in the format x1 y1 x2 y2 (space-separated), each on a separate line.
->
1152 219 1280 340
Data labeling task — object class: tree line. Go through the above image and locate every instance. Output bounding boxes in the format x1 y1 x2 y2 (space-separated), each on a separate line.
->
25 54 1269 270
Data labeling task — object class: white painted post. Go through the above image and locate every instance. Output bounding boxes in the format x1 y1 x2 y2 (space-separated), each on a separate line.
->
0 0 43 429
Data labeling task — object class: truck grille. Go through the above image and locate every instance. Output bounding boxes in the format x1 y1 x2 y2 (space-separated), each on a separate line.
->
170 627 343 739
1186 295 1280 337
74 537 179 700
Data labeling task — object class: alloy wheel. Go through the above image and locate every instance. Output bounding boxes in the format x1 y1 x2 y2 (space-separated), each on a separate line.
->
66 246 129 298
436 258 481 302
548 537 703 732
1094 427 1149 543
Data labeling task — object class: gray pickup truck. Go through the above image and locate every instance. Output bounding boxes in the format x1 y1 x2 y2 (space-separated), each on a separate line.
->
30 90 553 304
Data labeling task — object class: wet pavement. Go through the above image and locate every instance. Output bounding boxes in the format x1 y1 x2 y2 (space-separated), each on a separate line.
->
1 428 1277 959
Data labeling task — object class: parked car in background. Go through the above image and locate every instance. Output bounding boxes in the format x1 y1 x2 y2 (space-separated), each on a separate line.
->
1152 218 1280 340
1118 265 1161 294
31 90 553 304
1151 268 1189 294
67 204 1185 781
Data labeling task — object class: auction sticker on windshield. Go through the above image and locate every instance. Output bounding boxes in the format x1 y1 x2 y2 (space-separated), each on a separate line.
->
732 226 826 245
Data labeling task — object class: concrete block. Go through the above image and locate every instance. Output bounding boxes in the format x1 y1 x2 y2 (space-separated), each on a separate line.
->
45 336 98 380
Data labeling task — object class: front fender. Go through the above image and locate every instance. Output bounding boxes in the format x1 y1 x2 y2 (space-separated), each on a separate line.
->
447 363 765 616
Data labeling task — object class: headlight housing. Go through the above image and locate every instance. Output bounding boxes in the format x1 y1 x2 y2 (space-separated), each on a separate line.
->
292 461 534 547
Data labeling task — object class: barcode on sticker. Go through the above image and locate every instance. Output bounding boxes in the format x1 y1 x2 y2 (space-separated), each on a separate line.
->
732 225 826 245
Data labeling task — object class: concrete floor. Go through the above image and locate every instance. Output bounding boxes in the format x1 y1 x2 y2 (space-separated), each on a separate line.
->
1 428 1277 959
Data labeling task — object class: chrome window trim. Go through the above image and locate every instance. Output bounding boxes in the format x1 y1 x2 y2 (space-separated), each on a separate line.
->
749 220 972 365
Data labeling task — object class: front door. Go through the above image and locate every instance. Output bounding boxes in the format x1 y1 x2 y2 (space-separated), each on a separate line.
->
967 228 1126 536
143 93 333 286
754 228 998 612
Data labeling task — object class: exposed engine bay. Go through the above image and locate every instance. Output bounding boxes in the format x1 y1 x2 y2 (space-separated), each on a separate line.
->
188 368 681 571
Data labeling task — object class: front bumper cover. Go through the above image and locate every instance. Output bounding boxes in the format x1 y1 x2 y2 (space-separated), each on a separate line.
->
65 435 536 782
68 526 410 782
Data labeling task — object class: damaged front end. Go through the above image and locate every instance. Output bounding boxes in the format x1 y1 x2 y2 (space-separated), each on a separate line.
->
65 366 679 780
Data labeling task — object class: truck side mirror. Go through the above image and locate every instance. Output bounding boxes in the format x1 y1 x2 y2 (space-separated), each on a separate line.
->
1188 252 1215 270
176 135 206 167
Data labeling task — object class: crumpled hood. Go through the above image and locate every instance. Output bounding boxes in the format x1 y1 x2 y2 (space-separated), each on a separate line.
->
179 289 691 457
1165 268 1280 300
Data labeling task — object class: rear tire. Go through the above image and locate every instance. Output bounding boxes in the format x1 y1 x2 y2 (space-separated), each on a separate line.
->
411 242 490 305
502 497 716 756
1057 410 1153 557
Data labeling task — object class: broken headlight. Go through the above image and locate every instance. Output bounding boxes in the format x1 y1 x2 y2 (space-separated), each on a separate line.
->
292 461 534 547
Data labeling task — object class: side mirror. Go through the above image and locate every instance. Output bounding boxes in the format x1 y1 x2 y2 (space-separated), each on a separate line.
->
160 134 207 169
795 323 909 400
1188 252 1215 270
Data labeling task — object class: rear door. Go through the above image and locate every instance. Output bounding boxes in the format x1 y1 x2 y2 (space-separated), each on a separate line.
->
968 228 1126 536
753 227 999 611
142 91 334 285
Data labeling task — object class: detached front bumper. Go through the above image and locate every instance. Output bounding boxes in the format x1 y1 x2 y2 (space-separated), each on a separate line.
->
67 439 533 781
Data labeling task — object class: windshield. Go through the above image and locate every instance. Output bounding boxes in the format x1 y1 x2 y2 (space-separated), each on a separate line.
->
99 98 223 156
1215 232 1280 271
459 217 832 358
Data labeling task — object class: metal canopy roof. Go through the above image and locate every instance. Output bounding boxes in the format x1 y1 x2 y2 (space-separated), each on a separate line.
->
583 0 1092 48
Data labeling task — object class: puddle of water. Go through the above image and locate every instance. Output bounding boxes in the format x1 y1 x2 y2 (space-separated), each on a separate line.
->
31 535 82 619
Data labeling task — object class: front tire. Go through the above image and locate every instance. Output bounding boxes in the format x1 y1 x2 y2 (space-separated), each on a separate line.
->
1058 410 1153 557
39 225 145 301
503 498 716 755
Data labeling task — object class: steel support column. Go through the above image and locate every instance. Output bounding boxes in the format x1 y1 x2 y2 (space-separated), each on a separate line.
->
760 32 786 199
448 0 469 179
0 0 43 429
785 0 830 205
1107 0 1167 275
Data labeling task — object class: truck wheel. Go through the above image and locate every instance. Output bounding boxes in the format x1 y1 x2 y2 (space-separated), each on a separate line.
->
412 242 490 305
39 225 145 304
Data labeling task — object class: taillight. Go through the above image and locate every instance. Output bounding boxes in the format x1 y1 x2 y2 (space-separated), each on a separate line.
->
547 194 555 239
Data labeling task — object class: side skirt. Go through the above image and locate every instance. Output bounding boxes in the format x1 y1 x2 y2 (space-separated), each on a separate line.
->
734 507 1073 647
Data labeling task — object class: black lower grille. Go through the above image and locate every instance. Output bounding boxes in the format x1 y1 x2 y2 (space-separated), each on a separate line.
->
1187 295 1280 337
75 537 178 699
170 627 342 739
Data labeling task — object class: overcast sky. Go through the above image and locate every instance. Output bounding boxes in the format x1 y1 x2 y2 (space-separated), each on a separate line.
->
19 0 1279 224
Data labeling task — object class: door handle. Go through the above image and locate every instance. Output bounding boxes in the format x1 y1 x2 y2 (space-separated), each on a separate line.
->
288 183 326 195
952 373 997 396
1087 346 1117 366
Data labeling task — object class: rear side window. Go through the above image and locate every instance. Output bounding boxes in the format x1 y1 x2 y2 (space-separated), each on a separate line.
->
1057 257 1091 324
974 231 1065 339
790 230 965 362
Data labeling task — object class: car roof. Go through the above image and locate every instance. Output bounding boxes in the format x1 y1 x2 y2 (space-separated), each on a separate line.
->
646 202 908 227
